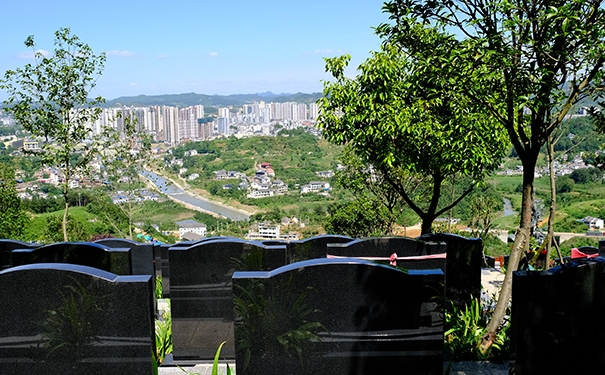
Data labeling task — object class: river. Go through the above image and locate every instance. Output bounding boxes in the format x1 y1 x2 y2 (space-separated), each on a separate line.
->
502 198 516 217
139 169 250 221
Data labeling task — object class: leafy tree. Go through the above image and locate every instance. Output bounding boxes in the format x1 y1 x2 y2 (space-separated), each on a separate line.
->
331 146 408 235
570 167 601 184
379 0 605 346
318 27 509 235
556 176 575 193
1 28 107 241
0 163 29 239
324 199 389 238
42 214 90 244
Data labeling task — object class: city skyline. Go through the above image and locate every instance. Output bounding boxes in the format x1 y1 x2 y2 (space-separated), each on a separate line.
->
0 0 389 102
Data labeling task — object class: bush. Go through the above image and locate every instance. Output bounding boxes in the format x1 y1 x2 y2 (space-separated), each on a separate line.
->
445 297 510 361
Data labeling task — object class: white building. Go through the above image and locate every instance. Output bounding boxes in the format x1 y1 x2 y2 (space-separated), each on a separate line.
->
176 219 207 239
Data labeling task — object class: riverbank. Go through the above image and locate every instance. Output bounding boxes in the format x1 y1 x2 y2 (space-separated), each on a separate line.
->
141 169 255 220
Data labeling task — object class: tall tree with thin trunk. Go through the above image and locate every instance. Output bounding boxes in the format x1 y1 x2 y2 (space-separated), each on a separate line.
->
1 28 107 241
318 27 509 235
378 0 605 348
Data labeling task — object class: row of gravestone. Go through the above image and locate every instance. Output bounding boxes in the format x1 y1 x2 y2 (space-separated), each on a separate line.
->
6 235 601 373
0 233 482 374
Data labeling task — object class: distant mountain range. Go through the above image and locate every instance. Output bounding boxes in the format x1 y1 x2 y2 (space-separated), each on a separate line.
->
104 92 323 108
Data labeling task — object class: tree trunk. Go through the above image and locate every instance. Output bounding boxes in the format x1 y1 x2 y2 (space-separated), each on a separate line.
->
420 215 435 236
546 138 556 269
482 155 536 351
62 185 69 242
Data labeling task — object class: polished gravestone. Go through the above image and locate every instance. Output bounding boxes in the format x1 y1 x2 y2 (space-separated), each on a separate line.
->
601 240 605 256
287 235 354 263
11 241 131 275
233 258 444 375
0 239 41 271
511 258 605 374
169 239 288 362
418 233 482 310
159 237 241 299
94 238 154 277
327 236 446 272
0 263 155 374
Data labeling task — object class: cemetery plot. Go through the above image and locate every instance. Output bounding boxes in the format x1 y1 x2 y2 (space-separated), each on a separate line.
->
233 258 444 375
169 239 288 361
0 239 41 271
11 241 131 275
512 258 605 374
0 263 155 375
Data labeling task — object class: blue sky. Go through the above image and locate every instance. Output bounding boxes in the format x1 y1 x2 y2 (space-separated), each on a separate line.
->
0 0 389 101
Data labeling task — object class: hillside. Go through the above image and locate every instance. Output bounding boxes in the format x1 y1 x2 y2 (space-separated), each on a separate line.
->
105 92 323 108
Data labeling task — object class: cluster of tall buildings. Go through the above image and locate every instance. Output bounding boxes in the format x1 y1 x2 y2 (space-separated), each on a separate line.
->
88 101 319 146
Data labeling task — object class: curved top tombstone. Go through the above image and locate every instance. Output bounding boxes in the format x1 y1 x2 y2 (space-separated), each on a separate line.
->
0 263 154 374
11 241 131 275
0 239 41 270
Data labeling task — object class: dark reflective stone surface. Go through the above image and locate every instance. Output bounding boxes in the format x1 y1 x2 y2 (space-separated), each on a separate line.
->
512 258 605 374
0 239 41 271
11 242 131 275
159 237 242 298
0 263 154 374
418 233 482 310
233 258 444 375
601 240 605 257
94 238 154 277
169 239 288 361
287 235 354 263
327 236 446 271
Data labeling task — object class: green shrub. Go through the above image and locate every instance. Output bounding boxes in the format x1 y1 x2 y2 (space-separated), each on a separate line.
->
444 297 510 361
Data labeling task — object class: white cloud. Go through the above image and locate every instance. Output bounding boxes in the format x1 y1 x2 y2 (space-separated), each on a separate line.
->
206 52 219 57
106 50 137 57
156 54 167 59
130 82 138 87
16 49 50 59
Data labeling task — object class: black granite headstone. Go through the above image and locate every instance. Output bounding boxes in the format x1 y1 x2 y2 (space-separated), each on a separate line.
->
159 236 241 298
511 258 605 374
0 263 155 374
287 235 354 263
11 241 131 275
418 233 482 310
600 240 605 257
0 239 41 271
169 239 288 361
233 258 444 375
327 236 446 271
94 238 154 277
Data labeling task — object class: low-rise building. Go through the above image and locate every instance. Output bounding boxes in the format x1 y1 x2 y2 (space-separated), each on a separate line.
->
176 219 207 239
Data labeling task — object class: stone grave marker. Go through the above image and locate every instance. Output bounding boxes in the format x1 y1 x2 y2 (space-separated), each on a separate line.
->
287 234 354 263
418 233 482 309
159 236 241 298
11 241 131 275
94 238 154 277
233 258 444 375
327 236 446 272
512 258 605 374
169 238 288 362
0 263 155 374
0 239 41 271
